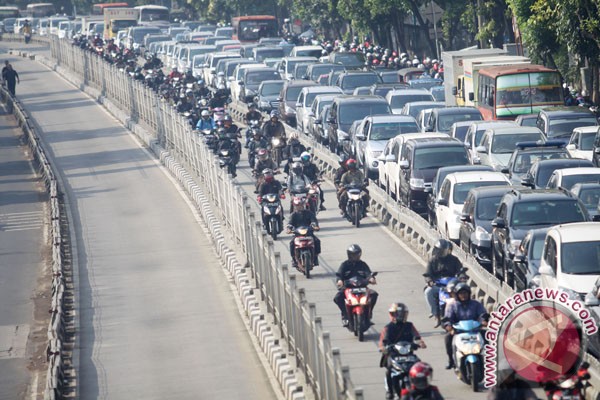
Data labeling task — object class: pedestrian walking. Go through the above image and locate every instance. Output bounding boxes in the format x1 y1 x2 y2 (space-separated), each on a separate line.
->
3 64 20 96
1 60 8 86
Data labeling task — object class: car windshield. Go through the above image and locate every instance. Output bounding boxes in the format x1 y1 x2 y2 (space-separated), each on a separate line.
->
510 200 587 227
578 188 600 210
519 117 538 127
452 125 470 141
561 241 600 275
306 92 336 106
260 82 284 96
530 235 545 260
476 196 502 220
581 132 596 150
390 94 433 108
246 71 280 85
193 55 207 67
380 72 399 83
341 74 379 90
438 113 482 132
548 118 598 138
294 64 311 79
310 65 341 80
512 150 569 173
492 133 542 154
413 147 470 170
561 174 600 190
333 52 365 67
430 87 445 101
316 99 333 114
254 49 283 61
285 86 304 101
371 122 419 140
454 182 508 204
339 103 390 124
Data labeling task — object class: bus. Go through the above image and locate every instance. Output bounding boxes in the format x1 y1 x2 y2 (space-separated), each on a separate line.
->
134 5 169 24
92 3 129 15
25 3 56 18
475 64 564 120
0 6 20 19
231 15 278 42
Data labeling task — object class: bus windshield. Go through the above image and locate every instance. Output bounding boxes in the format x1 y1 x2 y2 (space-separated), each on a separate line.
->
139 8 169 22
238 19 277 41
0 7 20 19
495 72 562 116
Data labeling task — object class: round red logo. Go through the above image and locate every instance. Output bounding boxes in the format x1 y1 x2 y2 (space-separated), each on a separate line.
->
502 305 581 382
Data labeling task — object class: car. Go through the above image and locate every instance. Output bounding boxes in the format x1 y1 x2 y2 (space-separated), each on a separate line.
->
398 137 471 216
252 46 285 62
436 171 510 242
512 228 551 291
229 63 266 102
521 158 594 189
307 94 339 142
335 71 382 95
203 52 241 85
295 86 343 134
289 45 323 58
278 56 318 80
429 86 445 102
327 95 391 154
314 104 333 145
593 130 600 167
459 185 515 269
354 115 419 179
566 126 597 161
401 101 445 120
369 83 409 98
546 167 600 190
536 106 599 143
377 133 448 198
239 67 282 102
305 63 346 82
425 107 483 135
253 80 285 112
538 222 600 298
293 61 316 80
428 165 494 228
502 140 570 185
386 89 435 114
326 69 345 87
449 121 472 143
490 188 590 286
398 67 426 83
278 80 318 126
352 86 371 95
343 120 363 158
463 121 518 162
515 113 539 127
378 70 400 83
328 51 366 70
569 182 600 220
475 126 545 171
223 59 258 88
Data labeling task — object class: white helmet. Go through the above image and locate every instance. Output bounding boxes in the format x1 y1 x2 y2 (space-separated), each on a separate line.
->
201 110 210 117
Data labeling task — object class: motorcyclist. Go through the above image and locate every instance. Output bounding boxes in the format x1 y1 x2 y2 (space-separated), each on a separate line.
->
183 70 196 85
338 159 369 215
333 244 378 327
248 130 268 168
379 303 427 400
400 362 444 400
287 161 312 198
92 33 104 47
222 114 239 135
210 87 229 109
105 38 118 54
300 152 325 211
443 283 488 370
245 103 262 124
176 95 193 114
423 239 463 328
334 154 349 188
196 109 216 131
168 67 183 81
262 110 286 141
254 149 278 192
258 169 284 231
287 197 321 268
283 132 307 174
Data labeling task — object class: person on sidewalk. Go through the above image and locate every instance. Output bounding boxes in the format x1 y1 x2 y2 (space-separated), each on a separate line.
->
3 64 19 97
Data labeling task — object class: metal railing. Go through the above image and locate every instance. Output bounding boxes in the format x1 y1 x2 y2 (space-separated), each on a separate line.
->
48 35 361 400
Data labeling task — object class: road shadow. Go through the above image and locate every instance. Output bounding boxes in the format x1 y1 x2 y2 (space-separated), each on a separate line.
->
0 188 46 207
41 127 127 144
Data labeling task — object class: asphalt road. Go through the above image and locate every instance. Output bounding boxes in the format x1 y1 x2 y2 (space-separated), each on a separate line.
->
1 43 278 400
0 74 47 399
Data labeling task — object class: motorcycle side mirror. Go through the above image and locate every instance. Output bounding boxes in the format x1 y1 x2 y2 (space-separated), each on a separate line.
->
372 272 378 277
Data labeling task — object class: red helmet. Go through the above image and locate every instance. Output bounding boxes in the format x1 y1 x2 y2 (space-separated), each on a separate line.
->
409 362 433 390
257 148 268 161
346 158 357 170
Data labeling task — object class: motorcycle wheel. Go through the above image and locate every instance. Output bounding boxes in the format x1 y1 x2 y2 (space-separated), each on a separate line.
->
358 313 366 342
301 251 311 279
353 314 359 337
354 202 360 228
270 219 277 240
469 361 481 392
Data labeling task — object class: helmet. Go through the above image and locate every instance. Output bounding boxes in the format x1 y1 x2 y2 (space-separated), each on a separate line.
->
446 278 459 294
249 102 257 109
223 115 232 122
455 282 471 301
346 158 357 170
300 151 311 164
257 148 268 161
347 244 362 261
292 196 305 209
270 110 280 119
263 168 274 183
409 362 433 390
289 131 299 140
253 129 262 137
388 302 409 322
433 238 452 258
201 110 210 117
292 161 303 175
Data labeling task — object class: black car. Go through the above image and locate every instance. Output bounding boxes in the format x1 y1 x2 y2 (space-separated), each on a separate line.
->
253 80 285 112
514 114 538 127
512 227 551 292
428 165 494 227
536 106 599 143
459 185 516 270
490 188 590 287
424 107 483 134
502 140 570 185
335 71 382 95
305 63 345 82
520 158 594 189
398 137 470 216
593 129 600 167
570 182 600 220
328 52 366 70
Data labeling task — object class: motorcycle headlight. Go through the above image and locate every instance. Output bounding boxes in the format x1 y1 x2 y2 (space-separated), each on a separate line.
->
298 227 308 235
221 150 229 156
272 138 281 146
410 178 425 189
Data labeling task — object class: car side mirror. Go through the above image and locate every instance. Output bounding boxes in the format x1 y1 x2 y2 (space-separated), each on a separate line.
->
476 145 486 153
595 147 600 154
399 160 409 169
356 133 366 141
227 76 234 81
538 264 554 276
585 293 600 307
520 177 534 188
308 111 314 117
295 102 302 107
385 154 395 162
277 97 283 102
468 92 474 101
327 117 336 124
437 198 448 207
513 254 525 264
465 142 471 150
566 143 576 150
314 119 321 125
460 213 471 222
500 167 509 174
238 80 244 85
593 214 600 222
491 217 505 229
377 154 386 162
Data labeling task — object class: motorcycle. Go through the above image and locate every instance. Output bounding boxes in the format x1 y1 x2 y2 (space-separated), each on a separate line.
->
452 320 485 392
288 182 310 212
385 341 422 397
289 225 318 278
544 362 590 400
259 193 284 240
344 183 368 228
218 148 236 177
245 120 261 147
199 129 218 152
270 136 286 168
343 272 378 341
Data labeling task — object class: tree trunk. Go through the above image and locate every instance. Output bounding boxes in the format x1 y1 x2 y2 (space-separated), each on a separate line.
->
407 0 436 56
592 62 600 105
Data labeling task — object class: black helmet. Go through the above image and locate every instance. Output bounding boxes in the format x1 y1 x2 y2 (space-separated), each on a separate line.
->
433 238 452 258
455 282 471 301
292 161 303 175
223 115 233 122
389 302 408 322
347 244 362 260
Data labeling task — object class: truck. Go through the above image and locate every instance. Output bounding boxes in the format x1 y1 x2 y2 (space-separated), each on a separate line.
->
441 47 508 106
461 55 531 107
103 7 139 40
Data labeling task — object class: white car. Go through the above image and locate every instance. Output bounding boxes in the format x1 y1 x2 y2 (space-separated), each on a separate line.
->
385 89 434 114
546 167 600 190
475 126 545 171
566 126 597 161
295 86 342 134
229 63 267 103
538 222 600 298
436 171 510 241
464 121 518 162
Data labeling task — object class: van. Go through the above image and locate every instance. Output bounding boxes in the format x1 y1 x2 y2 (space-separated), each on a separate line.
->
278 56 318 80
289 45 323 58
253 47 284 62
